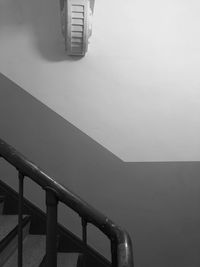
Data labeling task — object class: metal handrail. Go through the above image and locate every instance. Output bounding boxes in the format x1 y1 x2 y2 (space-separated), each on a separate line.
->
0 138 134 267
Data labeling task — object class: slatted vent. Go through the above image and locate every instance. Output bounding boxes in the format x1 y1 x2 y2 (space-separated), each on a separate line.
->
71 4 84 54
60 0 92 56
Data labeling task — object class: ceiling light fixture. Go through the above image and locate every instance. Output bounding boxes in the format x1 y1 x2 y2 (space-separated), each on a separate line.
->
60 0 94 56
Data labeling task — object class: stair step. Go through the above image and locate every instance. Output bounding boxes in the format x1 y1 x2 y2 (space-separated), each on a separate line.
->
0 215 29 241
0 215 31 266
0 215 19 241
3 235 46 267
57 253 82 267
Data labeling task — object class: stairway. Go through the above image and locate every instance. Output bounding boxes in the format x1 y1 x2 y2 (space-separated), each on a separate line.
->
0 179 110 267
0 194 82 267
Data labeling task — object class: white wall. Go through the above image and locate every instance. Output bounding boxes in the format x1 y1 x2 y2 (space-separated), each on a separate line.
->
1 1 200 265
1 0 200 161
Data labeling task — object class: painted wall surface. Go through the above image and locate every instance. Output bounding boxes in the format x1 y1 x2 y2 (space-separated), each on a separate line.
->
0 0 200 161
1 74 200 267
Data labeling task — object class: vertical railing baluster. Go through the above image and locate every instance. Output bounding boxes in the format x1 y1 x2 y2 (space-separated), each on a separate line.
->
81 218 87 245
45 187 58 267
111 240 117 267
18 172 24 267
80 218 87 267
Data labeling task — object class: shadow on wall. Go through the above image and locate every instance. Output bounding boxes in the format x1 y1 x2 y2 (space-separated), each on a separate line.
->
0 0 83 61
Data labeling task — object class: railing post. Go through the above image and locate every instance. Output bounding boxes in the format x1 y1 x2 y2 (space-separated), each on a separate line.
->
81 218 87 245
45 187 58 267
111 240 118 267
18 172 24 267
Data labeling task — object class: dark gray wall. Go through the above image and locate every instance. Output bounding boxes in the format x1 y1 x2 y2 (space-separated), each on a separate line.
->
0 73 200 267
